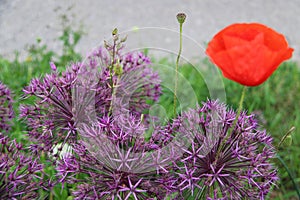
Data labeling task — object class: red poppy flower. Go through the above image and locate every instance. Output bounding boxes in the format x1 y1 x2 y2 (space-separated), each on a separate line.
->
205 23 294 86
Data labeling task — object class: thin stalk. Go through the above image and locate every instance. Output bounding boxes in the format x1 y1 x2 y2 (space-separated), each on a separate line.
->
277 154 300 198
233 86 247 131
108 30 118 116
173 20 183 116
110 40 116 93
49 191 53 200
215 86 247 160
108 75 120 115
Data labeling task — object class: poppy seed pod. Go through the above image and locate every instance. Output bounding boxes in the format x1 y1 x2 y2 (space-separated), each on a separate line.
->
177 13 186 24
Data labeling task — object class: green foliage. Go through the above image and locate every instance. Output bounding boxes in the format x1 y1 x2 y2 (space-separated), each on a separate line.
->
58 25 83 64
151 57 209 120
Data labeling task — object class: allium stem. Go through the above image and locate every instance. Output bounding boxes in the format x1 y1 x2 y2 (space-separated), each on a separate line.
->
174 13 185 116
108 28 118 115
110 29 117 92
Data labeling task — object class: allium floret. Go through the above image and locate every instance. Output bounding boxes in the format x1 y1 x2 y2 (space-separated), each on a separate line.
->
172 100 277 199
57 114 179 200
0 82 14 132
0 133 44 199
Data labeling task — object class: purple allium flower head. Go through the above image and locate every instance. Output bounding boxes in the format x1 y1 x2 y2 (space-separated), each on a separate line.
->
20 42 161 158
173 100 277 199
0 82 14 132
20 67 79 157
0 133 44 199
89 46 161 117
57 114 179 200
57 147 173 200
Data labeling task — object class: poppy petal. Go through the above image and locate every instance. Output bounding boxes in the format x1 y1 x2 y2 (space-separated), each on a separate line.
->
205 23 293 86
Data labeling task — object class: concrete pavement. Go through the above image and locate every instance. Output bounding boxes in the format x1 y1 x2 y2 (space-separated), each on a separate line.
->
0 0 299 62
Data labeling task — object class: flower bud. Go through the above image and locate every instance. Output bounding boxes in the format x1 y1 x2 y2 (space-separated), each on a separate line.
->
176 13 186 24
120 35 128 43
112 28 118 36
50 62 57 71
113 63 123 76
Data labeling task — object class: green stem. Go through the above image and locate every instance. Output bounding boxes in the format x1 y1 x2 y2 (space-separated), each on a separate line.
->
173 22 183 116
277 154 300 198
234 86 247 127
108 37 117 116
215 86 247 160
108 76 120 115
110 40 116 92
49 191 53 200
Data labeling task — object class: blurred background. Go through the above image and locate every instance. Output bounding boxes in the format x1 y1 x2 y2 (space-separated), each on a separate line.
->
0 0 300 61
